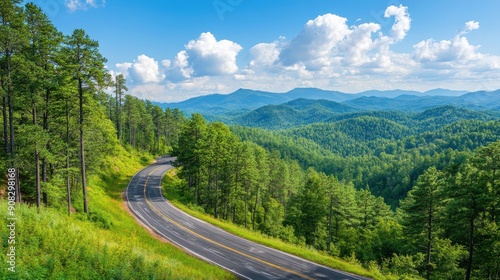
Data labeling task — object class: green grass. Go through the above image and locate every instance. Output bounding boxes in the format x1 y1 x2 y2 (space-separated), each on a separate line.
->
0 148 234 280
162 169 393 280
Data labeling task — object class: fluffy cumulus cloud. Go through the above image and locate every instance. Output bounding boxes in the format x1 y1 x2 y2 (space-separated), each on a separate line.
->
169 32 243 77
268 5 412 73
412 20 500 76
115 54 164 84
65 0 105 12
384 4 411 42
111 5 500 102
249 42 281 68
279 13 351 69
133 55 165 83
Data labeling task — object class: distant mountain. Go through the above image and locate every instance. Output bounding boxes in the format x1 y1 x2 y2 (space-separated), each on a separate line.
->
153 89 289 115
231 99 358 129
422 88 469 96
355 89 421 98
152 87 500 117
345 90 500 112
284 88 355 102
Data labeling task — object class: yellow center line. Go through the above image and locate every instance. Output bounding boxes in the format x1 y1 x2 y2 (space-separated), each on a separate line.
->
142 167 314 280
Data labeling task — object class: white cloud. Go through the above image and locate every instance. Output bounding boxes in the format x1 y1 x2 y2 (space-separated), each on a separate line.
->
339 23 380 66
181 32 242 76
128 54 164 83
110 6 500 102
384 5 411 42
115 62 132 76
249 42 280 68
460 20 480 35
279 13 351 69
65 0 105 12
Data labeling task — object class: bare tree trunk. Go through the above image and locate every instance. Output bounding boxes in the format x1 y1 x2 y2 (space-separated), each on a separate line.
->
2 95 8 155
34 101 41 208
66 99 72 216
42 89 49 187
79 78 88 213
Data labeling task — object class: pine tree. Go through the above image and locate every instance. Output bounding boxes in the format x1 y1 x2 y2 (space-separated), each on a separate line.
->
61 29 108 213
114 74 127 144
21 3 61 207
0 0 28 202
400 167 444 280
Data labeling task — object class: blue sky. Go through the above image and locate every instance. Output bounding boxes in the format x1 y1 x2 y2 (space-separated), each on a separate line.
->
27 0 500 102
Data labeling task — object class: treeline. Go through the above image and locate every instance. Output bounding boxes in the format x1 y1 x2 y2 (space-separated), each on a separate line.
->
0 1 184 214
173 113 500 280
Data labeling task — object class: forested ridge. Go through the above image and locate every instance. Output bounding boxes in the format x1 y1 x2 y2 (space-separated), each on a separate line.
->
172 112 499 279
232 108 500 207
1 1 499 280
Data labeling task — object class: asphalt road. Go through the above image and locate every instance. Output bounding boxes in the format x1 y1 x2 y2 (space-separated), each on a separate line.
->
125 156 369 280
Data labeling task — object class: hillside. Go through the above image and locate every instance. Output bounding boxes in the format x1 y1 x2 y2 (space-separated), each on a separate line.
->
232 108 500 206
230 99 358 129
0 148 233 280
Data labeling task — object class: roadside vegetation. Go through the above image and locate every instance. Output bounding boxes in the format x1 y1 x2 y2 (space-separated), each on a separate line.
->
169 113 499 280
162 169 386 279
0 147 234 280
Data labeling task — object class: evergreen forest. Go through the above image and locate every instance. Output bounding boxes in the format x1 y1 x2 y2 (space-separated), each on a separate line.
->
1 1 499 280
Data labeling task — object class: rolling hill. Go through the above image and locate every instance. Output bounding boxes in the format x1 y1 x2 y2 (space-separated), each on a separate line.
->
230 99 358 129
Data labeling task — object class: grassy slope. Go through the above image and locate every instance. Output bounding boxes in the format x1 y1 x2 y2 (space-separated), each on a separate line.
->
0 148 234 280
162 169 393 280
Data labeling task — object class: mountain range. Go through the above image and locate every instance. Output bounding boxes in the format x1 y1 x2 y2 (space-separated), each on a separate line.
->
154 88 499 118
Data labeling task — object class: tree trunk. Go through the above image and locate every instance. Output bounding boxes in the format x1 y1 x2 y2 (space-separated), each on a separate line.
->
426 200 433 280
79 78 88 213
118 92 122 143
7 51 20 203
16 169 21 202
115 84 119 139
244 182 248 229
7 53 14 160
66 99 71 216
34 101 41 208
2 95 8 155
252 185 259 230
214 159 219 219
465 213 475 280
327 195 333 252
42 89 49 185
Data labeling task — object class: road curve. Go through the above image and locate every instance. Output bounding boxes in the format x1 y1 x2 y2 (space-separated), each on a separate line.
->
125 156 369 280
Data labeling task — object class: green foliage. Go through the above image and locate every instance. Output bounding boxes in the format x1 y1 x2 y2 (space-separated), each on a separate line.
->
233 113 500 207
173 112 500 279
0 145 234 279
0 2 230 279
1 2 499 279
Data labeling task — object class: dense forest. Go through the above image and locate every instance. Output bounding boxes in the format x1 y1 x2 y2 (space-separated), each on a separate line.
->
2 1 499 280
0 2 235 279
173 113 500 279
231 107 500 207
0 0 185 214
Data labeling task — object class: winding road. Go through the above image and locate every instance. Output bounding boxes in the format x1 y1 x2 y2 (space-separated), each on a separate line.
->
125 156 368 280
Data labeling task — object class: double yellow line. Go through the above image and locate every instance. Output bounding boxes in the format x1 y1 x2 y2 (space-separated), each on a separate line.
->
142 167 314 280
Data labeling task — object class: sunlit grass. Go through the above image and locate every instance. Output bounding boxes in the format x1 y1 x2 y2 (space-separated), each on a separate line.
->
0 148 234 280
